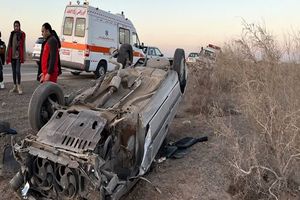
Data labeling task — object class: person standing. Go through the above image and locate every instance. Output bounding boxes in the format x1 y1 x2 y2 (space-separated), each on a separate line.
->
0 31 6 89
37 29 61 82
6 20 26 94
39 23 59 83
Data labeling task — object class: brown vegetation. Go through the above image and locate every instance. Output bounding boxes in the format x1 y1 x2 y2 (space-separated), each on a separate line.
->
187 21 300 199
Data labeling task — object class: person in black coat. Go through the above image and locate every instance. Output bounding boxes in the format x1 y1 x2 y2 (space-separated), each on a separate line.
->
0 31 6 89
37 29 61 81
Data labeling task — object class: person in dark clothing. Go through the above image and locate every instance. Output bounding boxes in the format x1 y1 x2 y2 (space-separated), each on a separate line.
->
0 31 6 89
36 38 45 82
39 23 59 83
37 29 61 81
6 20 26 94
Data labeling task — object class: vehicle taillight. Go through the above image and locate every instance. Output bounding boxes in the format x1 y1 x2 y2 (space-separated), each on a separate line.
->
84 49 90 57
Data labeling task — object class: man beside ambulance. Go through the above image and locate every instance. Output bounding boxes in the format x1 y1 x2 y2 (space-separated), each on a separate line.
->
40 23 60 83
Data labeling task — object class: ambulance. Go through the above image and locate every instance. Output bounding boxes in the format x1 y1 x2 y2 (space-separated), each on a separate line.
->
60 1 145 77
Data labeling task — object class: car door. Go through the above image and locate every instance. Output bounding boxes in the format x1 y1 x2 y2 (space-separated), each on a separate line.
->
60 7 87 67
72 16 87 64
60 15 74 64
154 47 169 66
146 47 160 68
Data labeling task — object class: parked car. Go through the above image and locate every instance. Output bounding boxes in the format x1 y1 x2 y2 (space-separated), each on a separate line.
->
142 46 171 67
31 37 44 65
186 52 200 63
199 44 221 61
197 44 221 67
10 45 187 200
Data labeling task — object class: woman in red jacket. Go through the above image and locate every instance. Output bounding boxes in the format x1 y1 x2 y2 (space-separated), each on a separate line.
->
6 20 26 94
39 23 59 83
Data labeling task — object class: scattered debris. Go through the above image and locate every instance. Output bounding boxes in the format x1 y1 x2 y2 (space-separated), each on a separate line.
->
0 121 17 135
157 136 208 161
0 121 19 176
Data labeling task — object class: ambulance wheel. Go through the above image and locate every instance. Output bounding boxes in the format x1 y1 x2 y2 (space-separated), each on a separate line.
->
71 71 81 76
28 82 65 131
117 44 133 68
94 62 107 79
173 48 187 93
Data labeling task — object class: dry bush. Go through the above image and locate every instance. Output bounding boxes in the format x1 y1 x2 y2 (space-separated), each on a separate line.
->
184 63 216 116
192 21 300 199
184 59 240 116
283 30 300 63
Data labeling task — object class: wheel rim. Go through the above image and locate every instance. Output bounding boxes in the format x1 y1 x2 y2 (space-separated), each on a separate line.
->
98 67 105 76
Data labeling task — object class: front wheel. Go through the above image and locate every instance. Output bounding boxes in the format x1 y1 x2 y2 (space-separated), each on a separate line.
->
94 63 107 79
28 82 65 131
173 48 187 93
71 71 81 76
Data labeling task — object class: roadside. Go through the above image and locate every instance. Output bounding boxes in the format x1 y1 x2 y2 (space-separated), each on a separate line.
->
1 61 95 83
2 61 38 83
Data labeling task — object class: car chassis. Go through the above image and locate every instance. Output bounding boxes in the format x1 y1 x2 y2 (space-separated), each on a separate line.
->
10 46 187 200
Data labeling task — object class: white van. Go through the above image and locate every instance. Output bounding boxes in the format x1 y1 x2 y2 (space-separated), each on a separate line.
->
60 1 145 77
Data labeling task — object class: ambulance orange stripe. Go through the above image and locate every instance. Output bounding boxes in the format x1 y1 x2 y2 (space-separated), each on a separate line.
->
61 42 110 53
89 46 110 53
61 41 144 57
61 42 87 51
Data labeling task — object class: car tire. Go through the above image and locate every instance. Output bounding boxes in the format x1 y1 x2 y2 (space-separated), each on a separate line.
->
71 71 81 76
173 48 187 93
94 62 107 79
28 82 65 131
117 44 133 68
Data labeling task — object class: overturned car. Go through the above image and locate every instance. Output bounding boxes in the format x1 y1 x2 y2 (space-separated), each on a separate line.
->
10 46 187 200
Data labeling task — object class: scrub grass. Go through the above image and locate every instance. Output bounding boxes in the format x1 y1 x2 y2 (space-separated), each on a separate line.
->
187 21 300 199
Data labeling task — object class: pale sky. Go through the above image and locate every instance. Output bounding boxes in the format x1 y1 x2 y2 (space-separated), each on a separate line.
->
0 0 299 56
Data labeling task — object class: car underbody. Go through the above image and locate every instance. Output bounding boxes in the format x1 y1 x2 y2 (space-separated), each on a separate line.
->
10 47 187 200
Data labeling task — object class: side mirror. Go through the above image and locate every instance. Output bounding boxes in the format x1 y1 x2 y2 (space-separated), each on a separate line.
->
160 54 164 57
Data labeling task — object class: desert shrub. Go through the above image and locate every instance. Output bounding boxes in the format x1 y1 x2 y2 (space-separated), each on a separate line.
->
185 53 241 116
195 21 300 199
184 63 216 115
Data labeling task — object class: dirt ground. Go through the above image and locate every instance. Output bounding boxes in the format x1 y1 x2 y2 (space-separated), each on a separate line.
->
0 69 233 200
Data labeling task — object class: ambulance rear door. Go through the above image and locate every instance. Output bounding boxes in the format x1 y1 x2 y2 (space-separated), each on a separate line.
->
88 10 118 71
71 7 88 65
60 6 88 69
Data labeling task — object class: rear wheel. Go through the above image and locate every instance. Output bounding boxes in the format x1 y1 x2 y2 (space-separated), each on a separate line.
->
94 62 107 79
173 48 187 93
71 71 81 76
28 82 65 131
